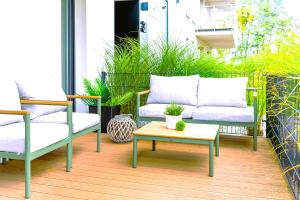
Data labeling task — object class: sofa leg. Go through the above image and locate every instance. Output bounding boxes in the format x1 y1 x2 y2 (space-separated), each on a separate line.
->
97 128 101 152
66 142 72 172
25 158 31 199
253 126 257 151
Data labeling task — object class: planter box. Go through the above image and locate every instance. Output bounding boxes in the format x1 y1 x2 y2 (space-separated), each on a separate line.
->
89 105 121 133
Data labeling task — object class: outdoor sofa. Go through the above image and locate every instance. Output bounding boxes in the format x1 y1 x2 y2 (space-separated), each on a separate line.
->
136 75 258 151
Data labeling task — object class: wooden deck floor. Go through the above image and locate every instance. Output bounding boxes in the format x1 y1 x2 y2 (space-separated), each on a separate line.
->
0 133 292 200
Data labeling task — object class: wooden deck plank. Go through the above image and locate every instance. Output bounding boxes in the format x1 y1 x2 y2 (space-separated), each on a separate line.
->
0 133 292 200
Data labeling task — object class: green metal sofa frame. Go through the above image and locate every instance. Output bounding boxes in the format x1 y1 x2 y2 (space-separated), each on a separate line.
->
136 88 258 151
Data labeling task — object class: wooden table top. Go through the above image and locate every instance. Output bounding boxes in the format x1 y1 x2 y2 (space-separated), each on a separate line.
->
134 122 219 141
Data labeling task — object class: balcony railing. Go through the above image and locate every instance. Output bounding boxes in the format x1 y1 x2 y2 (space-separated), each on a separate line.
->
266 76 300 199
197 4 235 31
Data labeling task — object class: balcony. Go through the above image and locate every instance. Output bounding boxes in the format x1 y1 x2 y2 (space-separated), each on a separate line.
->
196 3 237 48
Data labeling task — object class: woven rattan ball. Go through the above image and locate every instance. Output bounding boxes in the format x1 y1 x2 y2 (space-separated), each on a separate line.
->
107 114 137 143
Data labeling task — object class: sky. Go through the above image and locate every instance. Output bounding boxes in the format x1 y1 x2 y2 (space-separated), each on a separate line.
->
284 0 300 20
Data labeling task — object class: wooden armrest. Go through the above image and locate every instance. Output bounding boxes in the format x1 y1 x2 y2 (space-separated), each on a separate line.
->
137 90 150 96
0 110 30 115
20 99 73 106
67 95 101 100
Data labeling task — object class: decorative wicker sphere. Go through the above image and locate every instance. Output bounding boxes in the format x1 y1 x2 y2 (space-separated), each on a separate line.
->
107 114 137 143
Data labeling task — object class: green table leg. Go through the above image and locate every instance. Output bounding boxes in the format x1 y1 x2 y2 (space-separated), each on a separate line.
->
132 136 138 168
152 140 156 151
209 141 214 177
215 132 219 157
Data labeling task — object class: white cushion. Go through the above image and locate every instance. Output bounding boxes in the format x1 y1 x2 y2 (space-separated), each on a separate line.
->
32 112 100 133
197 77 248 107
16 78 67 119
147 75 199 106
0 122 69 154
192 106 254 123
139 104 196 118
0 78 22 126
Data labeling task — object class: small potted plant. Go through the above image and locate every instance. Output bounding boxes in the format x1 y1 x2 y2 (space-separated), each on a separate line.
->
164 103 184 129
81 77 133 132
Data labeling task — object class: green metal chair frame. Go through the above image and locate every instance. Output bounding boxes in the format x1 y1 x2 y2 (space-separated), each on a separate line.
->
136 88 258 151
66 95 101 152
0 100 73 199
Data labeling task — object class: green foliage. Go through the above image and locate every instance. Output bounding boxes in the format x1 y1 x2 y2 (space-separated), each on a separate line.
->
82 77 133 107
82 77 110 106
176 120 186 131
164 103 184 116
103 92 134 107
235 0 292 59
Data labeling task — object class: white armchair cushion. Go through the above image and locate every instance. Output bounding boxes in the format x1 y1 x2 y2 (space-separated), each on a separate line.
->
0 78 22 126
0 122 69 154
192 106 254 123
139 104 196 118
32 112 100 133
197 77 248 107
147 75 199 106
16 78 67 119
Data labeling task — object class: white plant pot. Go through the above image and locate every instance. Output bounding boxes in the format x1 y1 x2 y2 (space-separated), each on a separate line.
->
165 114 182 129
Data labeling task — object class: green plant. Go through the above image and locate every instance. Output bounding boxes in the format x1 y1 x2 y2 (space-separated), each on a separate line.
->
82 77 133 107
81 77 110 106
103 91 134 107
164 103 184 116
176 120 186 131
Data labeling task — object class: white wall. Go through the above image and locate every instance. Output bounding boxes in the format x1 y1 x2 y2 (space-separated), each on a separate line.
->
0 0 61 83
86 0 115 77
169 0 200 45
140 0 167 46
139 0 199 46
74 0 115 112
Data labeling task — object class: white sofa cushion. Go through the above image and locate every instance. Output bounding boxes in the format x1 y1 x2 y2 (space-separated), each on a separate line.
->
139 104 196 118
16 78 67 119
197 77 248 107
0 122 69 154
147 75 199 106
192 106 254 123
32 111 100 133
0 78 22 126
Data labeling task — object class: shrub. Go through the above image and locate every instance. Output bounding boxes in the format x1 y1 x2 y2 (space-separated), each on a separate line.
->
164 103 184 116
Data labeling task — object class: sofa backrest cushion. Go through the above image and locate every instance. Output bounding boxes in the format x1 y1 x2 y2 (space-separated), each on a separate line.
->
147 75 199 106
16 78 67 119
0 78 23 126
197 77 248 108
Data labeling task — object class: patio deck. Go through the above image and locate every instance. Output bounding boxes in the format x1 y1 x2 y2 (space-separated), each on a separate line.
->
0 133 292 200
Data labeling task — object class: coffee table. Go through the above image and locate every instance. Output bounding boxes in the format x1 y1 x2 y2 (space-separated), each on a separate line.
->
132 121 220 177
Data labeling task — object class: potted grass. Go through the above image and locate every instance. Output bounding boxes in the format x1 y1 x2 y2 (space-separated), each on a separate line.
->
81 77 133 132
164 103 184 129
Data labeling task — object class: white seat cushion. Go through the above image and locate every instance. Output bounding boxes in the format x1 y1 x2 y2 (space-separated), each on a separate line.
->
0 123 69 154
192 106 254 123
32 112 100 133
197 77 248 107
0 78 23 126
16 78 67 119
147 75 199 106
139 104 196 118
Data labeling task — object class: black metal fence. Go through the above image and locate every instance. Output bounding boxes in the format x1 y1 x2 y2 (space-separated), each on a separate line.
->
266 76 300 199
